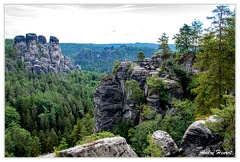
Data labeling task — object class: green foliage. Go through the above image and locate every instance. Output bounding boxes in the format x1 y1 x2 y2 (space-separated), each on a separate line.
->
144 133 165 157
55 137 68 151
125 79 144 105
193 5 235 117
127 63 135 75
173 66 192 94
5 39 17 59
69 114 93 146
173 20 203 54
206 95 235 153
191 19 203 52
5 105 21 127
31 136 41 156
77 131 116 145
113 60 120 74
5 122 33 157
157 32 171 60
113 120 133 143
141 104 157 121
129 114 163 156
146 75 169 107
137 51 145 61
161 58 192 96
161 99 196 146
173 24 193 54
5 68 101 156
5 40 25 71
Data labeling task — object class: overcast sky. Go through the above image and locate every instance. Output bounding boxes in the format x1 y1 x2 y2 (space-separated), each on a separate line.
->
4 4 235 44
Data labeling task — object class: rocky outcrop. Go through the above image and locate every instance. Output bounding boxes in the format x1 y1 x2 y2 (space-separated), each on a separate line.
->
179 53 199 73
94 77 123 133
179 117 224 157
94 58 184 133
152 130 179 157
41 137 137 157
13 33 81 74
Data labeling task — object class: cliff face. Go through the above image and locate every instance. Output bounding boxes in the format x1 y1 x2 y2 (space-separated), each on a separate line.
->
94 54 185 133
13 33 81 74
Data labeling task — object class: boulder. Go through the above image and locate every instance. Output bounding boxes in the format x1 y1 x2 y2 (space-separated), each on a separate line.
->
26 33 37 44
152 130 179 157
38 35 47 44
41 137 137 157
50 36 59 45
179 118 223 157
14 35 26 44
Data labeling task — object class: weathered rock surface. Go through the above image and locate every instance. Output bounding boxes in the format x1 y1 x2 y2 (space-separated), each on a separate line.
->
152 130 179 157
41 137 137 157
13 33 81 74
179 53 199 73
94 59 184 133
179 117 223 157
94 77 123 133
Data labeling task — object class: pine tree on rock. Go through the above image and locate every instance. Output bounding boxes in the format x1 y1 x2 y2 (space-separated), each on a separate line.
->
157 32 171 59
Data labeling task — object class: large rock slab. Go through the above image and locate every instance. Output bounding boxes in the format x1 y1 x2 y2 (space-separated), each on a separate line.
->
152 130 179 157
41 137 137 157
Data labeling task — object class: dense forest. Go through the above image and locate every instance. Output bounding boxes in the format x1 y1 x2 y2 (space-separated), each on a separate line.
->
5 5 235 157
5 40 103 156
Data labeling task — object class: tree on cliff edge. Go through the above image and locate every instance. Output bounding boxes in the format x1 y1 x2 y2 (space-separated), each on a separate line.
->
137 51 145 61
157 32 171 60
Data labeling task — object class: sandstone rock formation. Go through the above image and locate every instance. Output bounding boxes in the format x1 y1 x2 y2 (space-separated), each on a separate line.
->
178 53 198 73
152 130 179 157
41 137 137 157
179 117 223 157
13 33 81 74
94 78 123 133
94 58 184 133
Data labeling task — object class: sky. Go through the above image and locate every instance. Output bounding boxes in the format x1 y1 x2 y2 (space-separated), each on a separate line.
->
4 4 235 44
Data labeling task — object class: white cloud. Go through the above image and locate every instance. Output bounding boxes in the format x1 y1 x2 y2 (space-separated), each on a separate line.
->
4 4 235 44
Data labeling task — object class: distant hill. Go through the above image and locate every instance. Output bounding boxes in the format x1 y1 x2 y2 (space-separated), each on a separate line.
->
60 43 176 56
59 43 176 73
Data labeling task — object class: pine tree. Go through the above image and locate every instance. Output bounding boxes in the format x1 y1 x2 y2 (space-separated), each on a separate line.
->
137 51 145 61
31 136 41 157
157 32 171 59
193 5 235 117
191 19 203 52
208 95 235 154
173 24 193 54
